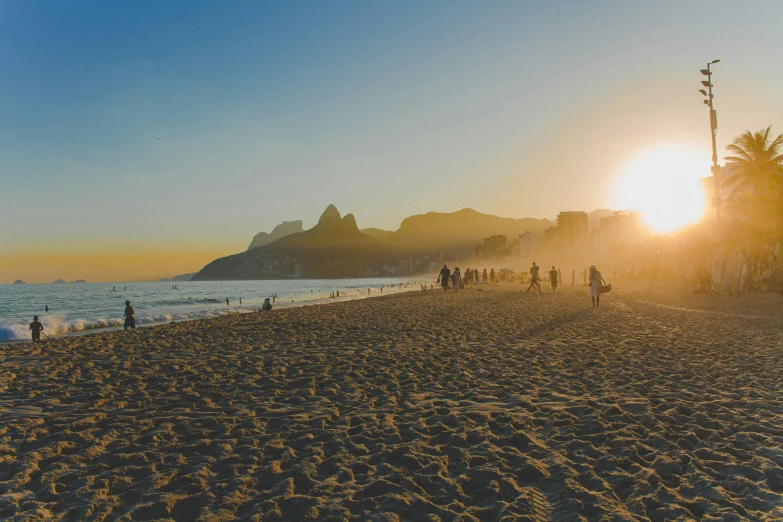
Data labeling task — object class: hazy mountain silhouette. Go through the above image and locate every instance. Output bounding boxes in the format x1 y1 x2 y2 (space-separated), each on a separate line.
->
158 273 196 282
193 205 398 280
248 220 304 250
386 208 552 256
360 228 394 241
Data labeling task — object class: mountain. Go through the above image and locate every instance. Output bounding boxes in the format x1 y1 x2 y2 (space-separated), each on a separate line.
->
361 228 394 241
386 208 552 256
248 220 304 250
158 273 196 282
193 205 398 280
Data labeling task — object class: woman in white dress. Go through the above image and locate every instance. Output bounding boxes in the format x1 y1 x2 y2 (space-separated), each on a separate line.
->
589 265 606 307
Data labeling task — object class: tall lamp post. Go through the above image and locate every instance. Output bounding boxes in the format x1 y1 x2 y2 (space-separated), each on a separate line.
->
699 60 721 223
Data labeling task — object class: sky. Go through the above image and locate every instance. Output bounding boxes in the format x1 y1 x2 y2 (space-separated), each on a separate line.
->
2 0 782 282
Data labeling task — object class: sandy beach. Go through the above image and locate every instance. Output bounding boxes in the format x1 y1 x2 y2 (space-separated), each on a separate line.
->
1 282 782 521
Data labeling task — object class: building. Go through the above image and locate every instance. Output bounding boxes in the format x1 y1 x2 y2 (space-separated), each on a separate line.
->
518 232 537 258
294 264 305 278
543 226 561 252
556 211 588 252
590 212 649 252
484 235 507 257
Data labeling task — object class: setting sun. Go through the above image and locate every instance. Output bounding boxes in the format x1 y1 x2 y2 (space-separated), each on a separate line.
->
613 144 709 233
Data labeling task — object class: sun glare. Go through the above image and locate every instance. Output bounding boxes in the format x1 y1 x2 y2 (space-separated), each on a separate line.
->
613 144 708 233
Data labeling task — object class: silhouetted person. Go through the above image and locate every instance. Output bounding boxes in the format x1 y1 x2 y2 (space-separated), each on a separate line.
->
589 265 607 307
572 270 575 287
452 267 461 292
558 268 562 286
527 263 541 293
482 269 488 283
262 298 272 311
490 268 496 283
583 269 588 287
45 305 49 312
226 298 230 306
29 316 44 342
124 301 135 330
437 265 450 292
550 266 558 292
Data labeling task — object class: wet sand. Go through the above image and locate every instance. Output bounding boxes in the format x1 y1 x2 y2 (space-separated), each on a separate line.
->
1 282 782 521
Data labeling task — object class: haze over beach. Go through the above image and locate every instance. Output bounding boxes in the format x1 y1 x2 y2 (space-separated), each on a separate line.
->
3 2 783 521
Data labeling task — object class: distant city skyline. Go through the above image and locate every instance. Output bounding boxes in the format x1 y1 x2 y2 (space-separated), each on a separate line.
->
2 1 782 282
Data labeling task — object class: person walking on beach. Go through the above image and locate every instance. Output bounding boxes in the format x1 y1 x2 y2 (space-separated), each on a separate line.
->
29 316 44 342
589 265 607 307
527 263 541 293
482 269 488 284
452 267 461 292
583 269 588 286
550 266 559 292
490 268 496 283
124 300 135 330
437 265 451 292
572 269 575 287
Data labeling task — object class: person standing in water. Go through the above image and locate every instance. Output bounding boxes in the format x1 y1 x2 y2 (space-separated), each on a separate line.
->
527 262 541 293
29 316 44 342
124 301 135 330
550 266 559 292
437 265 451 292
589 265 607 307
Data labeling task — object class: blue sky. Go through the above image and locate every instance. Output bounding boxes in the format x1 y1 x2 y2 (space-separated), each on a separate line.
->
1 1 782 281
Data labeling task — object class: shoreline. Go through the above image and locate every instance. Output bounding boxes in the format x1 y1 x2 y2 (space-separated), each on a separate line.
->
0 281 428 344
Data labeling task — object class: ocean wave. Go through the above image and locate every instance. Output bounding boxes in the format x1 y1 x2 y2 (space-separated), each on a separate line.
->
0 308 250 341
0 284 420 342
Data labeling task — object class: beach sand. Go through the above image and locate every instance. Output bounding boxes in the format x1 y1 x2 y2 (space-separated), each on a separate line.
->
1 282 782 521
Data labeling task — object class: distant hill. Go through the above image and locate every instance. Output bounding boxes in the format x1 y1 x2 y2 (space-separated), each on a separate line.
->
361 228 394 242
193 205 398 280
12 280 27 285
386 208 552 256
158 273 196 282
248 220 304 251
52 279 67 284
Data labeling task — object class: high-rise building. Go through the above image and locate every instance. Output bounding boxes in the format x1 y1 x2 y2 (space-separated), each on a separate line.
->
556 211 588 252
518 232 537 258
484 235 507 257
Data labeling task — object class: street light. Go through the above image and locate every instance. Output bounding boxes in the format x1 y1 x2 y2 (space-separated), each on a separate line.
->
699 59 721 223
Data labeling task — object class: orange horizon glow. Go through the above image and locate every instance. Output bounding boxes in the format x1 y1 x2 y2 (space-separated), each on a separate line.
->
0 247 229 284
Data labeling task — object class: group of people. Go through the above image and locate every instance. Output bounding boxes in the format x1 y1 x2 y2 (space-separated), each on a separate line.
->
436 265 501 291
434 262 609 307
525 262 608 306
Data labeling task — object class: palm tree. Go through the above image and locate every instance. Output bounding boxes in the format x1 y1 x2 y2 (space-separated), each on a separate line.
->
722 126 783 226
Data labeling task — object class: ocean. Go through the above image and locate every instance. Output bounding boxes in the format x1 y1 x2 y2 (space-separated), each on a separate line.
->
0 277 423 342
